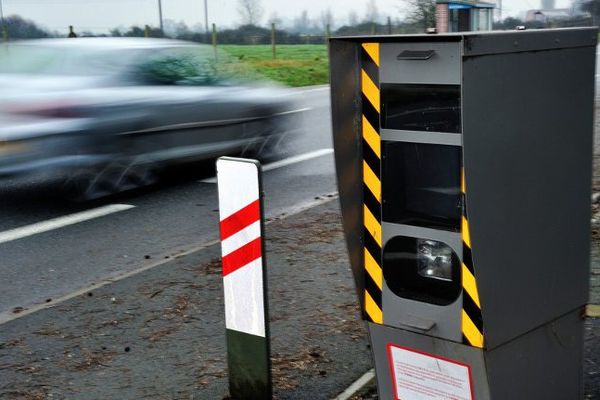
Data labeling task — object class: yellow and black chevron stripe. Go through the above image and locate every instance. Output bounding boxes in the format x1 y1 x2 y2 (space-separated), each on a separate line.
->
361 42 383 325
461 170 484 348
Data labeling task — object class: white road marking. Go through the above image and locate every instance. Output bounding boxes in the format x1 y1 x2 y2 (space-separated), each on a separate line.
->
283 85 329 96
273 107 311 115
262 148 334 171
333 369 376 400
0 204 136 245
200 148 334 183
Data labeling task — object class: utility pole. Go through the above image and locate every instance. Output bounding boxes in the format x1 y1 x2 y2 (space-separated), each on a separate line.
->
204 0 209 40
498 0 502 22
158 0 164 36
271 23 276 60
212 23 217 60
0 0 7 42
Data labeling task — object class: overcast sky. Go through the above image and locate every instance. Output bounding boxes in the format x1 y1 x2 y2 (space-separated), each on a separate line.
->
0 0 575 34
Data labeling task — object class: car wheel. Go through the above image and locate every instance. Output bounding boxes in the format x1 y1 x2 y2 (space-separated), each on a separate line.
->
63 156 158 201
113 155 159 192
241 118 289 162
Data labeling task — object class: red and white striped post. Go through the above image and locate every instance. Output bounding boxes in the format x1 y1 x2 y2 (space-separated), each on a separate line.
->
217 157 272 400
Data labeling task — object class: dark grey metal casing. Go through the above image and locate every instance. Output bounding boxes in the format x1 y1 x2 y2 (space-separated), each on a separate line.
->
368 309 584 399
330 28 596 399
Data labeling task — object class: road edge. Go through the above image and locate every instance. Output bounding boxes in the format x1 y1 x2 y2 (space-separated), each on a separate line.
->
332 369 376 400
0 193 339 325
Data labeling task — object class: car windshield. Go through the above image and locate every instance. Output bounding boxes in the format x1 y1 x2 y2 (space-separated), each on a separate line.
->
0 44 136 76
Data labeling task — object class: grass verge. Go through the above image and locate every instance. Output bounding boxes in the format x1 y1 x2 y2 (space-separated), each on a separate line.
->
220 44 329 87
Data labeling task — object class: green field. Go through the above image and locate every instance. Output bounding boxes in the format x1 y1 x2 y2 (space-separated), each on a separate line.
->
220 45 329 87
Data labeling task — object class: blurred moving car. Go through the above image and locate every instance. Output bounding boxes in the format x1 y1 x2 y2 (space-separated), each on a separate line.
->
0 38 299 199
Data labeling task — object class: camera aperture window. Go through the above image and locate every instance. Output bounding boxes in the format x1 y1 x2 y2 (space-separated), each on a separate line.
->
382 142 462 231
383 236 461 306
381 84 461 133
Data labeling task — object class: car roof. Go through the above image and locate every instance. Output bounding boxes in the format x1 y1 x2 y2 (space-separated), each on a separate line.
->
9 37 203 50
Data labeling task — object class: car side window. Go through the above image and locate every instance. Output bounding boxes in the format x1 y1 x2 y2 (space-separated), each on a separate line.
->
133 47 222 86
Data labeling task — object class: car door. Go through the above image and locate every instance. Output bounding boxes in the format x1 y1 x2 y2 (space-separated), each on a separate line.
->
124 45 261 163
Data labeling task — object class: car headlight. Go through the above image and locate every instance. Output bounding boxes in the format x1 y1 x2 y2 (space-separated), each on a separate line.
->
0 141 30 156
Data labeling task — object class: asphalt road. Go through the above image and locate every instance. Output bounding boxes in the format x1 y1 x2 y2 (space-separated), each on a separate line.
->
0 85 335 319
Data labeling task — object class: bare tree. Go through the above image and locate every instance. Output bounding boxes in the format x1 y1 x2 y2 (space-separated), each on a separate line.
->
2 15 49 39
365 0 379 23
583 0 600 25
237 0 263 26
320 8 334 31
402 0 436 30
163 19 190 38
268 12 282 27
293 10 311 33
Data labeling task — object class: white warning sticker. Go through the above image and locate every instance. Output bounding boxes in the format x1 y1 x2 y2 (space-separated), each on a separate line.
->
387 344 473 400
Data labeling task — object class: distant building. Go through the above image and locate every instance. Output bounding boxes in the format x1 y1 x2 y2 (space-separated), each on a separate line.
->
436 1 496 33
525 0 589 24
525 8 571 23
541 0 555 10
571 0 588 16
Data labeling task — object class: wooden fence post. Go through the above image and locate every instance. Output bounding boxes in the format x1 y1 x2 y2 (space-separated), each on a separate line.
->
271 23 276 60
212 23 218 61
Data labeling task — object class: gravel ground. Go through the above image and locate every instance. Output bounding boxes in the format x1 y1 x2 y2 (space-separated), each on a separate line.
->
583 104 600 400
0 199 371 400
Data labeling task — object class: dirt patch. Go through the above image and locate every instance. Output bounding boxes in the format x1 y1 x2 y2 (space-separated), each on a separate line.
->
591 105 600 247
0 338 23 349
185 257 222 276
163 295 190 318
70 349 116 371
32 326 63 337
0 391 49 400
197 358 228 388
272 347 332 390
140 295 192 342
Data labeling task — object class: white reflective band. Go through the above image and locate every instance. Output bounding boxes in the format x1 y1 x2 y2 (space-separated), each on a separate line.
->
217 159 260 220
223 257 266 337
221 220 261 257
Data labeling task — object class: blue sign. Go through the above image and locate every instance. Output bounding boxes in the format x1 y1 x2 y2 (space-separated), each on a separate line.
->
448 3 473 9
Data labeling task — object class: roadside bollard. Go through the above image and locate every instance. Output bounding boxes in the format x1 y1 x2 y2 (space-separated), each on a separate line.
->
330 28 597 399
217 157 272 400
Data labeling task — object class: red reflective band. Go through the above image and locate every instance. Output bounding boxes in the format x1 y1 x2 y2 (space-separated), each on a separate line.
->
219 200 261 241
222 237 262 276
